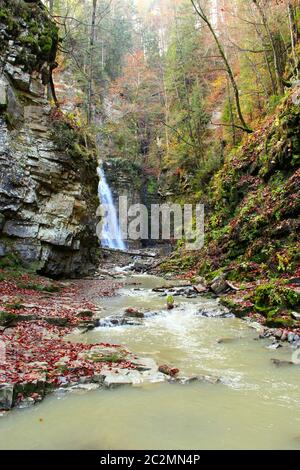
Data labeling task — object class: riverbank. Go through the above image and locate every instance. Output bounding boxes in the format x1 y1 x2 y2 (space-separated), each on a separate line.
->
0 265 140 411
155 255 300 339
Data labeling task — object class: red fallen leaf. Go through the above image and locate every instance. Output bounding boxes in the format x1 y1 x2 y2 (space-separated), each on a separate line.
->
0 275 135 389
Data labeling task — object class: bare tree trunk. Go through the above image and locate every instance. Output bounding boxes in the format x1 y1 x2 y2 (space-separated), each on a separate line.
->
227 78 236 146
191 0 252 133
87 0 97 125
251 17 277 95
288 0 299 78
246 53 269 100
160 64 170 156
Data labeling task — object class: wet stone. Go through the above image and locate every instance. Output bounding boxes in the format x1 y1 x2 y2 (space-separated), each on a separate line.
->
169 375 221 385
217 337 240 344
103 370 142 388
197 308 233 318
266 342 282 350
0 384 14 410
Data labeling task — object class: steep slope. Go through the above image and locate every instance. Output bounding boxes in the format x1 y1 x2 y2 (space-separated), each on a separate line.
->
161 87 300 327
0 0 99 276
198 89 300 281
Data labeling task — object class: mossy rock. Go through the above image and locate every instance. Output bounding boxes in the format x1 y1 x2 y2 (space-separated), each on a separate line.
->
0 310 17 326
219 298 253 318
265 317 294 328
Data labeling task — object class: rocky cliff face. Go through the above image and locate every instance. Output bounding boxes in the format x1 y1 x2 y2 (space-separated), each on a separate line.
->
0 0 99 276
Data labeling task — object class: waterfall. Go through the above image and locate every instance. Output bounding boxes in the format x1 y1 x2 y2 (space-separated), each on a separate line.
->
97 167 126 251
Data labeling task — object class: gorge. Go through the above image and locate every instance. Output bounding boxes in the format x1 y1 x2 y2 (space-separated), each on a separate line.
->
0 0 299 453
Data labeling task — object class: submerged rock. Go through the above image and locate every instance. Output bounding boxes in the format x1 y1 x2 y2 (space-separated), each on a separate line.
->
132 358 158 371
217 337 240 344
288 332 296 343
169 375 221 385
271 358 295 367
266 342 282 350
70 383 101 392
99 315 143 327
197 307 234 318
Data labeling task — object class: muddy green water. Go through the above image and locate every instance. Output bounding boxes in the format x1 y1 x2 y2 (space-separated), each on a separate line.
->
0 274 300 450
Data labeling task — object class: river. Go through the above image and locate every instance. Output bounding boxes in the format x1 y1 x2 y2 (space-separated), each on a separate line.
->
0 273 300 450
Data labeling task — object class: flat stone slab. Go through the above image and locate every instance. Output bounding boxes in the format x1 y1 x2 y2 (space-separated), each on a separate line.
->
104 370 143 388
169 375 222 385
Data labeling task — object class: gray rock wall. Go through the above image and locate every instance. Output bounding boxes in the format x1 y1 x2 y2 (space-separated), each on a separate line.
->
0 3 99 276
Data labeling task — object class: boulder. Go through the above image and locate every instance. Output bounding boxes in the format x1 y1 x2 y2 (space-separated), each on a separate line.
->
291 311 300 321
99 315 143 327
210 274 228 295
169 375 221 385
14 240 42 265
0 384 14 410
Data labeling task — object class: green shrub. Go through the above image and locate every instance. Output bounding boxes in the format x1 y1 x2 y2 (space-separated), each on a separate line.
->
253 283 300 317
0 310 17 325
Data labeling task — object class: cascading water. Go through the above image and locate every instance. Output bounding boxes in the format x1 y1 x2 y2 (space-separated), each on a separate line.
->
97 167 126 250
